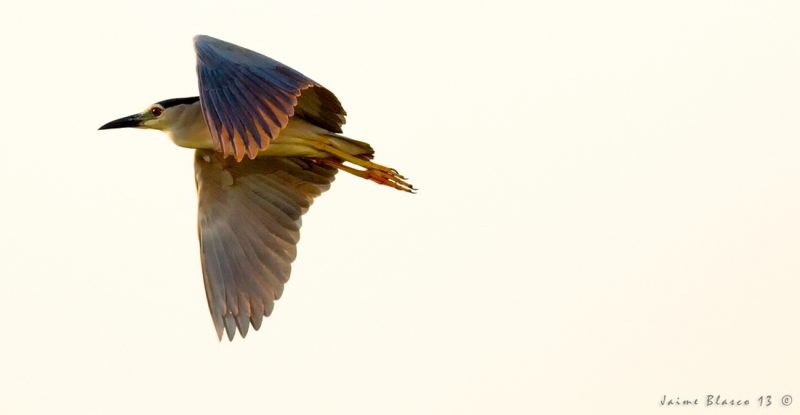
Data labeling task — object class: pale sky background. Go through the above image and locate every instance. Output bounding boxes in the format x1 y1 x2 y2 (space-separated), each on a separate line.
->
2 1 800 414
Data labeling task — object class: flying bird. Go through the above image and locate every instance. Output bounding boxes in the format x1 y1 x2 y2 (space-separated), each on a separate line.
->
99 35 413 340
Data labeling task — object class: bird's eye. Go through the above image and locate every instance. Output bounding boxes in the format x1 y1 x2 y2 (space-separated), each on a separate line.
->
151 107 163 117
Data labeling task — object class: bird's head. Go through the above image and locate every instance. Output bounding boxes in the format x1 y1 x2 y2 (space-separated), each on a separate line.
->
98 97 200 132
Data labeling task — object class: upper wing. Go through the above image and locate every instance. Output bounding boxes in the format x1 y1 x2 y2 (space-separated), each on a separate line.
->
194 35 346 161
194 149 337 340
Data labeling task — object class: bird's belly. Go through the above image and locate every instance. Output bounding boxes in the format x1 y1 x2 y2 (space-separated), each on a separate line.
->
258 118 336 158
170 127 325 156
259 137 330 158
170 117 366 158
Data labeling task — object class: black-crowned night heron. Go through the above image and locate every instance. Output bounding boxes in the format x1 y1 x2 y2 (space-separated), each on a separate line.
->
99 35 413 340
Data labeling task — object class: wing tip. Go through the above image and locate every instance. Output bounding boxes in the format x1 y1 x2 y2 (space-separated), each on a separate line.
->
193 34 216 47
214 313 266 341
213 317 224 341
223 314 237 341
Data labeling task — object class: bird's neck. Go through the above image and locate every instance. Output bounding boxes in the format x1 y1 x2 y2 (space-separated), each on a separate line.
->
165 102 215 150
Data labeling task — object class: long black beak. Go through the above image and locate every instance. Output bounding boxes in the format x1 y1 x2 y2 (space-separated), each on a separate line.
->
98 113 144 130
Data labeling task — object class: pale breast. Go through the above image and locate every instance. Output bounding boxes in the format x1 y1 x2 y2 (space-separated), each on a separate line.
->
167 103 352 158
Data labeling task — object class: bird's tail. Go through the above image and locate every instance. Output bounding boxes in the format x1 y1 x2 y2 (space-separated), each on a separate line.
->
325 133 375 159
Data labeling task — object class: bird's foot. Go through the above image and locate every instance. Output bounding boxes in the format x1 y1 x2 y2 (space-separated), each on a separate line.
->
365 168 416 193
320 159 416 193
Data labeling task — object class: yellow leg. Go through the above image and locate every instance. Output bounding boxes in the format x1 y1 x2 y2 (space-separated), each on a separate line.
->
320 159 416 193
306 141 405 177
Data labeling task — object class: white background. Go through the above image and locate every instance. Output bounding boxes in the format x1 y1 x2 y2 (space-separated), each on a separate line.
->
2 1 800 413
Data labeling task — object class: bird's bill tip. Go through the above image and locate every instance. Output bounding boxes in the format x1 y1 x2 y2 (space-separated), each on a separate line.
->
98 114 143 130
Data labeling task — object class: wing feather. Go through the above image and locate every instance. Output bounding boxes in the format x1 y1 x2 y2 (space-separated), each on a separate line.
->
194 35 346 161
194 150 336 340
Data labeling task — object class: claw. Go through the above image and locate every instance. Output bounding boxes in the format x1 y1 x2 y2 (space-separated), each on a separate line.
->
320 159 415 193
366 169 415 193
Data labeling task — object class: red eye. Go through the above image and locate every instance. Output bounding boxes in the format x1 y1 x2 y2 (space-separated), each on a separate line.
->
151 107 163 116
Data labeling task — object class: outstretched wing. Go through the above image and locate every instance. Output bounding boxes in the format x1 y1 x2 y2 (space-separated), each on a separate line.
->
194 35 346 161
194 150 337 340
